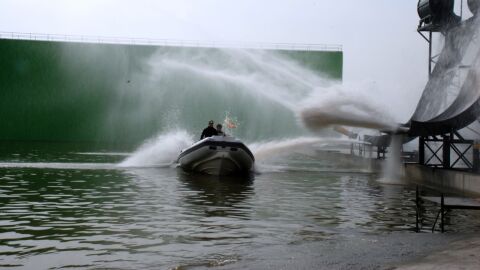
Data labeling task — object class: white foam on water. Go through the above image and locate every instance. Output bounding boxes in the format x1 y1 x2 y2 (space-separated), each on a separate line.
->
118 130 194 168
0 162 117 170
73 152 131 156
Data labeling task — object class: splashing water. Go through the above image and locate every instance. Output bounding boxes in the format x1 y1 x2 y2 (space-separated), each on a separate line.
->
121 47 401 142
147 48 399 135
250 137 324 161
249 137 365 161
118 130 193 167
117 48 403 168
377 134 404 185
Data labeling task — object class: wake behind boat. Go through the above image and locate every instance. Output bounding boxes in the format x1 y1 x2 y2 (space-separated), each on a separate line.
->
177 136 254 176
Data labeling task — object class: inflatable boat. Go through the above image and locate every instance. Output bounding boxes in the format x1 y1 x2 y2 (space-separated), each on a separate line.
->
177 136 254 176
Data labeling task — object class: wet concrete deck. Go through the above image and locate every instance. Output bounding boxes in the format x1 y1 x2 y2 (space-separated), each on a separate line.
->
395 236 480 270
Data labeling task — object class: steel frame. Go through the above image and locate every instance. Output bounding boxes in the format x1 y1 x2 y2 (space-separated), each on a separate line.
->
419 131 475 170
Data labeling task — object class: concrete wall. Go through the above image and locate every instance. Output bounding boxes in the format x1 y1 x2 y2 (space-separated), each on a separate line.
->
405 163 480 196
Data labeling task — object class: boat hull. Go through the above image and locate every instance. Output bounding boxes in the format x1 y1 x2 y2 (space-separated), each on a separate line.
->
177 136 254 176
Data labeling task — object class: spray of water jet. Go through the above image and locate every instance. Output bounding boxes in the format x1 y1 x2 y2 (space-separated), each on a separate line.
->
117 48 403 168
377 134 405 185
297 83 399 132
249 137 370 161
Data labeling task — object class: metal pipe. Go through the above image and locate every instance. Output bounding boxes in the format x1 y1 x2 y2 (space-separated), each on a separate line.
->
429 31 433 78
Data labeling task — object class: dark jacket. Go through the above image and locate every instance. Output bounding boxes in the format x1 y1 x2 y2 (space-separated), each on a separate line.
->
201 126 218 139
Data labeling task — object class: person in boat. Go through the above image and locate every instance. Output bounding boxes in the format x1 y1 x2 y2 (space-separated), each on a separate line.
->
200 120 218 139
216 123 226 136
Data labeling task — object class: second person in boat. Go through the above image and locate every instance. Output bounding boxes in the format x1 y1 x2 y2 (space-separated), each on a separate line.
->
216 124 226 136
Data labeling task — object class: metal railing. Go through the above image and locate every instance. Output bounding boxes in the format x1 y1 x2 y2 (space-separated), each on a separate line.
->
0 31 342 52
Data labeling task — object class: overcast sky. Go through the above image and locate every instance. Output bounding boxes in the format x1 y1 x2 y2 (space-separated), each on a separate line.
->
2 0 461 119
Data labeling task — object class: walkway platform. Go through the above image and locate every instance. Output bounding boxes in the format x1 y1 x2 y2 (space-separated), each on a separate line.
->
415 186 480 233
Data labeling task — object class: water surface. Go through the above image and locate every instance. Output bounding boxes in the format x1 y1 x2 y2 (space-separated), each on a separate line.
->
1 143 479 269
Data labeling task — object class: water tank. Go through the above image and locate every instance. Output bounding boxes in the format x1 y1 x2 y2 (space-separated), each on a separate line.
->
418 0 455 24
468 0 479 15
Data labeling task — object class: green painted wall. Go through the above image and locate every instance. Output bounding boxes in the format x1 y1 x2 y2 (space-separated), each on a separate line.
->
0 39 342 146
280 50 343 80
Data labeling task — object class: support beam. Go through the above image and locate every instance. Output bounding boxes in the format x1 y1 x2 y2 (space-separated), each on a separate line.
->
419 136 425 165
443 135 451 169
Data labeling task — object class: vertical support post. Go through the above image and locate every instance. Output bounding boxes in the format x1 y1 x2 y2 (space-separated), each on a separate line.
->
419 137 425 165
443 135 450 169
416 185 419 232
473 140 480 173
461 0 463 19
441 193 445 233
